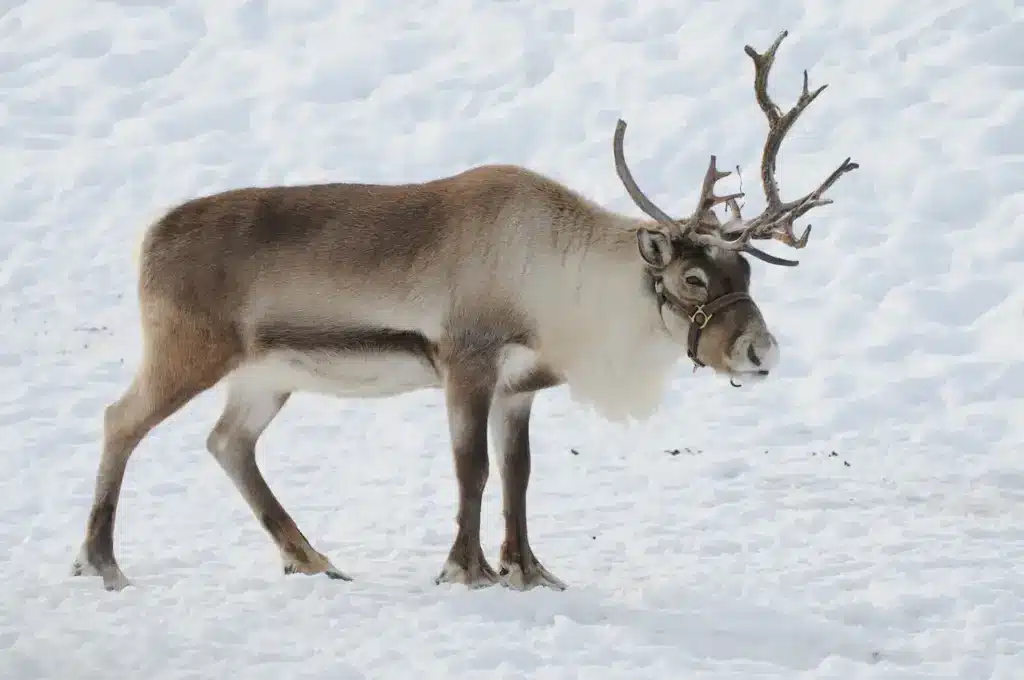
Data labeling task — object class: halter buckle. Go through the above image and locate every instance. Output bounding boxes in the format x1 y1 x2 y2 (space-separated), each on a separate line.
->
689 306 712 329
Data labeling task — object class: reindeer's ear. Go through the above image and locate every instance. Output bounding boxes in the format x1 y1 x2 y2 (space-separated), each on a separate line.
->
636 228 675 268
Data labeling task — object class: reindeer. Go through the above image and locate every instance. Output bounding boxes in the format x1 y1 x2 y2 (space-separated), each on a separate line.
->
72 31 857 592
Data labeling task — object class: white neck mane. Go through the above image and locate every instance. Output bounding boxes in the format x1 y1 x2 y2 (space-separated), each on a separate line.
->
532 216 684 423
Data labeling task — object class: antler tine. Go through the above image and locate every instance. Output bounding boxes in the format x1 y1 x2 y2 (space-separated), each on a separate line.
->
612 119 684 237
768 156 860 246
785 157 860 220
691 155 745 225
735 30 859 250
745 31 828 215
636 154 751 254
718 165 748 234
744 32 790 128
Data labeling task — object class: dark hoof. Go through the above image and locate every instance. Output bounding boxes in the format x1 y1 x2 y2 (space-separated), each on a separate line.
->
283 562 352 581
325 568 353 581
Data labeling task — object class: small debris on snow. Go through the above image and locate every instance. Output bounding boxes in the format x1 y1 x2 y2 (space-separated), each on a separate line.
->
811 450 853 467
665 447 702 456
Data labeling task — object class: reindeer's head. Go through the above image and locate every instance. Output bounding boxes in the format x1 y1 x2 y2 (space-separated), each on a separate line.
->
613 30 859 386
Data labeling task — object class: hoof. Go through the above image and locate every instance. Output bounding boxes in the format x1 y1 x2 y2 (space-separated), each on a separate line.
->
70 559 94 578
324 567 353 581
71 547 132 592
282 551 351 581
499 559 567 591
435 556 500 589
102 572 133 592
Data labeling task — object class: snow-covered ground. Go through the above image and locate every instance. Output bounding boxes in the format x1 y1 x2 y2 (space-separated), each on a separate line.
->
2 0 1023 677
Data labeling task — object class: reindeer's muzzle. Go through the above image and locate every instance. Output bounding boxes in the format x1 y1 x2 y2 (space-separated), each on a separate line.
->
656 281 778 384
731 328 778 374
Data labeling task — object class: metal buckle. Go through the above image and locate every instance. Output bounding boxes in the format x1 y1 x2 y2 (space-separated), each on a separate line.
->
689 306 711 329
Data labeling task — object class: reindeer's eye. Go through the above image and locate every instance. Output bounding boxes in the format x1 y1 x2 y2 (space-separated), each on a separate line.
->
685 275 706 287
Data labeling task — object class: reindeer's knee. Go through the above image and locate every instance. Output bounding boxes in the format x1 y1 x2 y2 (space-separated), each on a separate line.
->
205 424 231 460
206 426 255 468
206 384 288 464
100 383 154 455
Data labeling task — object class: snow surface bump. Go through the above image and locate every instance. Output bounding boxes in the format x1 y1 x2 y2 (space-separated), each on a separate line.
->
2 0 1024 678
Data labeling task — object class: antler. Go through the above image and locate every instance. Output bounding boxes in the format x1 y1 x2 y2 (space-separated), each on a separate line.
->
720 30 859 250
690 156 745 227
611 30 857 263
612 119 685 239
612 120 742 247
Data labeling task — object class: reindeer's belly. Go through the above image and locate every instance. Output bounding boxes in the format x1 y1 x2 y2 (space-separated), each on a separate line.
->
230 348 442 399
227 320 443 398
228 317 562 399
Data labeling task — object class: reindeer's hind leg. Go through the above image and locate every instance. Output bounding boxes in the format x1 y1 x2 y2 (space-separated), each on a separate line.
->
205 376 349 581
72 300 240 591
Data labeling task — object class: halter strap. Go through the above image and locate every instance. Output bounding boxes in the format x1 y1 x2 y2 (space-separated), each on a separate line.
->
652 279 752 368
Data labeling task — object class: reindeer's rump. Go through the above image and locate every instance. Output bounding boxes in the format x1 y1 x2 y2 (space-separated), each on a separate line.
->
140 183 440 297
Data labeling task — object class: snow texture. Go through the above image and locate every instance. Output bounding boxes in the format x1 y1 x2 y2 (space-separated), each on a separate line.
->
2 0 1024 678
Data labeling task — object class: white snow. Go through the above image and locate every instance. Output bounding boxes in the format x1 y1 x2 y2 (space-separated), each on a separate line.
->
2 0 1023 677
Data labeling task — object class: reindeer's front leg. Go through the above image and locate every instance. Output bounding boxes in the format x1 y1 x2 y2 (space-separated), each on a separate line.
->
490 389 566 591
435 359 500 589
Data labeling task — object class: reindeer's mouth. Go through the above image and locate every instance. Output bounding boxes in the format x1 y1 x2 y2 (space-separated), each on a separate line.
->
728 369 770 388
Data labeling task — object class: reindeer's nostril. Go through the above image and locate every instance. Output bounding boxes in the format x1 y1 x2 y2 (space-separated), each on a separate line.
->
747 342 761 367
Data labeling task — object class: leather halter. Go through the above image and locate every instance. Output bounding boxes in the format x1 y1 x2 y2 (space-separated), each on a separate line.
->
651 277 753 368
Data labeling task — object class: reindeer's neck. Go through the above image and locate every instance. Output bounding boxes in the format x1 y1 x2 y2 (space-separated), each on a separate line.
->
537 213 682 422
